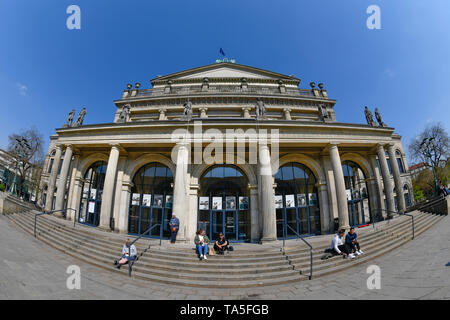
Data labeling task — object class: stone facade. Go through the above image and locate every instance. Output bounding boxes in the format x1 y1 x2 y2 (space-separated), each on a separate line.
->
39 62 414 242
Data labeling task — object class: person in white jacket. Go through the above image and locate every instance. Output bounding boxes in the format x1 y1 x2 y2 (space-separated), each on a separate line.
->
331 229 355 259
114 239 137 269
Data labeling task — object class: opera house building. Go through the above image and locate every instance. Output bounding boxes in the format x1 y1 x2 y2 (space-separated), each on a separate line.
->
39 61 414 243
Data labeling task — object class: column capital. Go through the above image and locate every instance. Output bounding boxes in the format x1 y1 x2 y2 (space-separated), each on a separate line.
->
54 144 63 151
110 143 121 149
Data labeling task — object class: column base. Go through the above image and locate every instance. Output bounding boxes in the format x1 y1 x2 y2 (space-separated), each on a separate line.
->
338 224 350 231
260 237 277 244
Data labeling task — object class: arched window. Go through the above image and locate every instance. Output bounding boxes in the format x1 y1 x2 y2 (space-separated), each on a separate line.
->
128 163 174 237
274 163 320 237
78 161 107 226
199 165 249 242
342 161 371 226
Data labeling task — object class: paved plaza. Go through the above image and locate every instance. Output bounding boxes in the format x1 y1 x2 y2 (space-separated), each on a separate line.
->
0 214 449 300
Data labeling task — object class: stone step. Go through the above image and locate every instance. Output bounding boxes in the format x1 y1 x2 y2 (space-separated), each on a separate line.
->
283 212 425 254
284 211 429 258
298 214 444 277
290 213 441 268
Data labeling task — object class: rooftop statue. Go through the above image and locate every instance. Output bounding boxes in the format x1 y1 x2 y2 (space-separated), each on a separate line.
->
364 106 377 126
118 104 131 123
74 107 86 127
255 99 266 119
318 104 329 122
183 100 193 121
64 109 75 128
375 108 387 127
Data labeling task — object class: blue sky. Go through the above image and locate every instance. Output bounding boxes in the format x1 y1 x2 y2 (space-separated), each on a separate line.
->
0 0 449 165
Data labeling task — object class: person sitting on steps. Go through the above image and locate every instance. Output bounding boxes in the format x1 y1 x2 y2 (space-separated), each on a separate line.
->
331 229 355 259
214 232 229 255
194 229 210 261
114 239 137 269
345 227 364 256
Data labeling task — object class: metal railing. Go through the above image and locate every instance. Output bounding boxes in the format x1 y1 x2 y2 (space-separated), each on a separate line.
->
281 221 314 280
127 224 162 277
34 208 77 237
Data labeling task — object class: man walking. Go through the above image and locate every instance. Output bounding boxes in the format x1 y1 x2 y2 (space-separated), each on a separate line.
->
169 214 180 243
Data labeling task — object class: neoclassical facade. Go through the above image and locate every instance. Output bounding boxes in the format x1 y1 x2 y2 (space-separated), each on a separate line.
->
39 62 414 243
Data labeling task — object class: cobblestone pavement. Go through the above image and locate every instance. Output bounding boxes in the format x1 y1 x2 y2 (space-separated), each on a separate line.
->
0 214 449 300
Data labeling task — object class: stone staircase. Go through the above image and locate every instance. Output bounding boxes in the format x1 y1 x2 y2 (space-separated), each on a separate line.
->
4 209 446 288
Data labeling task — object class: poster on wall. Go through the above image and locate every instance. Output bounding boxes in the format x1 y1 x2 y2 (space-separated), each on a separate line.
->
274 195 283 209
199 197 209 210
226 196 236 210
88 201 95 213
90 188 97 200
212 197 222 210
153 194 163 208
239 197 249 210
297 194 307 206
346 189 352 201
285 194 295 208
165 195 173 208
142 194 152 207
131 193 140 206
309 193 318 206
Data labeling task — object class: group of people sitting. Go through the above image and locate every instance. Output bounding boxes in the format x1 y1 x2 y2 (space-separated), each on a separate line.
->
194 229 230 260
329 227 364 259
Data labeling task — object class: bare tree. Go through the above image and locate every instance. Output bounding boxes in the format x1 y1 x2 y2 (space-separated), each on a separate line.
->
7 127 44 198
409 122 449 196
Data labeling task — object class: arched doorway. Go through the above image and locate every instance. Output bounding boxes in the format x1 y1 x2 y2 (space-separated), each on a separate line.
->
198 165 250 242
274 162 320 238
78 161 107 226
342 161 371 226
128 162 174 237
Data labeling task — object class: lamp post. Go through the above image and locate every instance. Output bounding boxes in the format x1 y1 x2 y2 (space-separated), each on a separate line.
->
420 137 439 197
8 137 31 197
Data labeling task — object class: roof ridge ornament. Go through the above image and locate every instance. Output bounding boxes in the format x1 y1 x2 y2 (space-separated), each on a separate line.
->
215 57 236 64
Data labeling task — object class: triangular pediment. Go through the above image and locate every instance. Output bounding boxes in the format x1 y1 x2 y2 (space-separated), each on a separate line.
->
152 62 299 83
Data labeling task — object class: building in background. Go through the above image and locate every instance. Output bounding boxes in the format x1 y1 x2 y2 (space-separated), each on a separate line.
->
39 62 414 242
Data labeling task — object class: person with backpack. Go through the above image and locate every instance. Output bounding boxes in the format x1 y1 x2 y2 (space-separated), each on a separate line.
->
331 229 355 259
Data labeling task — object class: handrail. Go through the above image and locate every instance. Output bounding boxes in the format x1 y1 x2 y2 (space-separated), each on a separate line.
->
281 221 313 280
34 208 77 238
128 224 162 277
402 212 415 240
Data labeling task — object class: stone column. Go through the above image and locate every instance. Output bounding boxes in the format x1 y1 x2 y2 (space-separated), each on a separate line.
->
322 155 338 233
65 153 80 220
249 185 260 242
99 144 120 230
369 154 385 219
187 183 199 242
258 143 277 242
45 145 62 211
377 144 395 218
117 181 132 233
55 145 73 213
387 144 406 213
328 144 350 230
317 182 330 234
172 143 189 242
113 157 127 231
